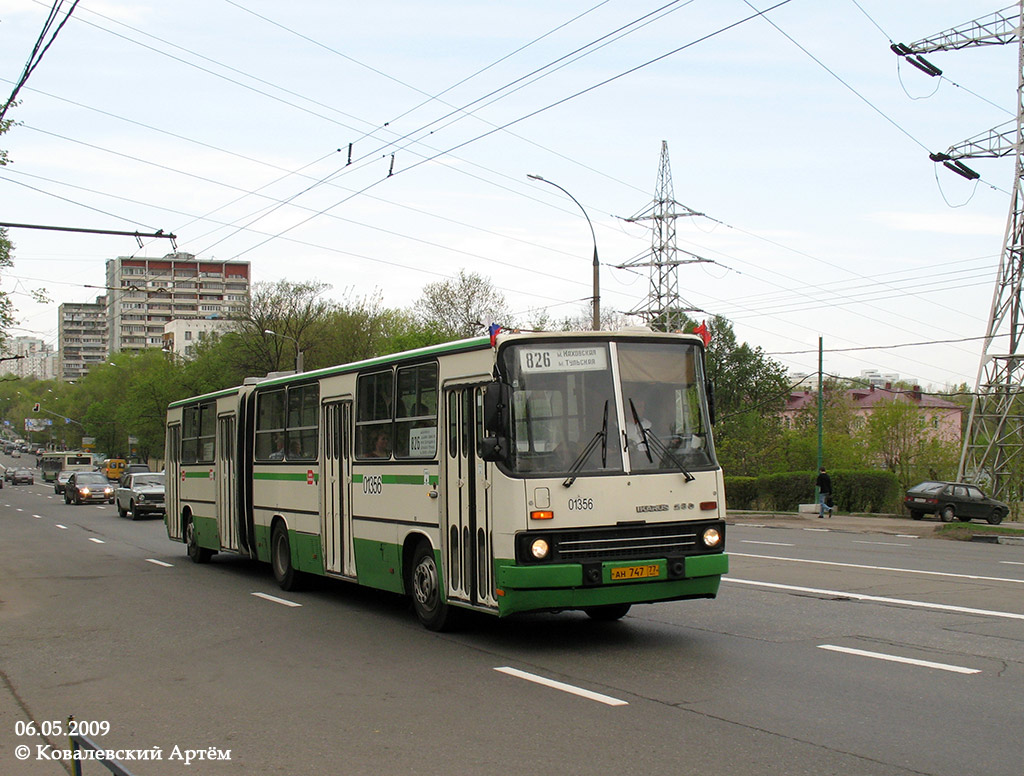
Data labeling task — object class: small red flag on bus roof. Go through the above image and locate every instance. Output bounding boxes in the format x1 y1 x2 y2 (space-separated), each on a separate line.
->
693 320 711 346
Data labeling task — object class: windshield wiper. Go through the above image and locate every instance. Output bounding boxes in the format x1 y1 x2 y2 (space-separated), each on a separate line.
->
628 398 694 482
562 400 608 488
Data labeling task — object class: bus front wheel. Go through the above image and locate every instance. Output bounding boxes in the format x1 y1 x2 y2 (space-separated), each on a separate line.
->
410 541 455 632
271 522 302 591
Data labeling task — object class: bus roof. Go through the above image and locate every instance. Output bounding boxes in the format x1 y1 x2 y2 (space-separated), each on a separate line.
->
167 327 704 408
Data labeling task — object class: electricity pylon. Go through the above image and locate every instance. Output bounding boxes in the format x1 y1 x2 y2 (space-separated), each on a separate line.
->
894 3 1024 499
617 141 711 332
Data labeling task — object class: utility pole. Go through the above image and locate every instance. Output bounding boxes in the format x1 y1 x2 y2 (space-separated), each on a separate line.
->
894 3 1024 500
617 141 711 331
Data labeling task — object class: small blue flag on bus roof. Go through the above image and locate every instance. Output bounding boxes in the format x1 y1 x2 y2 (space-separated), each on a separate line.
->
488 323 502 347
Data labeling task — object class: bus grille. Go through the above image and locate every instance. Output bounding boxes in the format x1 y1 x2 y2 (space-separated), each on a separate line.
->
519 521 723 564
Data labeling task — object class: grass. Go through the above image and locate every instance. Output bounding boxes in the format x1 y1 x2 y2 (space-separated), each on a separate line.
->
934 521 1024 541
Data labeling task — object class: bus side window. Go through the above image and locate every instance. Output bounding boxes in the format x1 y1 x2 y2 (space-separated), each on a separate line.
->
356 370 394 459
395 363 437 459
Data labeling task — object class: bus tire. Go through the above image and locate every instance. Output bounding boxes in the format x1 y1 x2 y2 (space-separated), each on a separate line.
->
585 603 631 621
409 540 455 632
271 522 302 591
185 516 213 564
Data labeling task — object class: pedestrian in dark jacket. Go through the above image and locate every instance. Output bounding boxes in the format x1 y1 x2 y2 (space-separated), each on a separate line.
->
816 467 833 518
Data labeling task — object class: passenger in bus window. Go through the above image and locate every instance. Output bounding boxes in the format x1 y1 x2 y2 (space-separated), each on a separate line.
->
270 435 285 460
367 430 390 458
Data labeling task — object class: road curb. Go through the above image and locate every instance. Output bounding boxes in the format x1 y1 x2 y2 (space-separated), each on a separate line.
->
971 534 1024 546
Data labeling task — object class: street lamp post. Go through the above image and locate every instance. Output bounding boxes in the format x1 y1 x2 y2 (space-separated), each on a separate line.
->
264 329 304 373
528 174 600 330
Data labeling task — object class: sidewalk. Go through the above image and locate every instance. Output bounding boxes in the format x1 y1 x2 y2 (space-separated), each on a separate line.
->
726 510 951 538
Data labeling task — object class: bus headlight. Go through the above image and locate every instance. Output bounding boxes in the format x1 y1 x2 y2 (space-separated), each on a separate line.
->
530 538 550 560
702 528 722 548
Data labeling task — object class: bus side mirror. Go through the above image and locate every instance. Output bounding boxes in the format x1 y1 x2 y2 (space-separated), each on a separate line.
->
706 379 716 425
483 381 510 435
479 436 508 463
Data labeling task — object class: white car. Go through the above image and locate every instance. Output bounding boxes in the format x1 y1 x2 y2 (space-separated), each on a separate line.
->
115 472 166 520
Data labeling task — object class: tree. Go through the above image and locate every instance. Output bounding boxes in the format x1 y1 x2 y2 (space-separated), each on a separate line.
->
414 270 513 340
228 279 335 375
864 398 958 489
680 315 791 476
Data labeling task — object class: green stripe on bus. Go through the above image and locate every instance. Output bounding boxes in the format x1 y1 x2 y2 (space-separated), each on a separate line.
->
352 473 439 486
183 471 212 479
254 471 320 483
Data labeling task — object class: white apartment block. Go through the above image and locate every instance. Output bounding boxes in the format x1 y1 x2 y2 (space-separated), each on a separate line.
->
58 296 109 381
163 318 235 360
0 336 56 380
105 253 250 353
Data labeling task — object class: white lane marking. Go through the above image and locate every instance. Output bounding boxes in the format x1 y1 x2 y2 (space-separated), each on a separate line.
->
494 667 628 706
853 540 911 547
251 592 302 608
803 528 829 532
895 535 920 539
88 538 105 544
33 514 41 519
819 645 980 675
725 578 1024 621
146 559 173 568
55 524 68 530
734 523 766 527
16 508 23 512
741 540 795 547
732 553 1024 585
1000 561 1024 566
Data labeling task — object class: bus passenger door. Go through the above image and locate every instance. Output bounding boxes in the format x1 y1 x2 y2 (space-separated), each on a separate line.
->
216 414 238 552
443 386 495 609
166 424 182 540
321 400 353 576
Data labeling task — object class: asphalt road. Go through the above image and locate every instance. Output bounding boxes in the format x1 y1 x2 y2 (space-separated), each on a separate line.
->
1 466 1022 776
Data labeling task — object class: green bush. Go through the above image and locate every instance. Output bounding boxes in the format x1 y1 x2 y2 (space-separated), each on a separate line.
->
724 476 757 510
724 469 901 514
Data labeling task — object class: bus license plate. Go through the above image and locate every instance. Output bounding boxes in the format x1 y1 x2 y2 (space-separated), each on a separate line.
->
610 564 660 581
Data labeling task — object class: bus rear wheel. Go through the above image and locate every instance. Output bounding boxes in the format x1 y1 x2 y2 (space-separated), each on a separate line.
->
410 541 455 632
271 522 302 591
185 517 213 564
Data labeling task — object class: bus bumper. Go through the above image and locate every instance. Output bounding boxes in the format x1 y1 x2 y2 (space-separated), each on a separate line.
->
493 553 728 617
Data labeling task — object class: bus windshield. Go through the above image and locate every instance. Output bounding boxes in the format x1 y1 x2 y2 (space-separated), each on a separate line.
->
500 338 715 477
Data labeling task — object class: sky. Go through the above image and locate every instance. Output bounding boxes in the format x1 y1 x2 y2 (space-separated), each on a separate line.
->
0 0 1018 392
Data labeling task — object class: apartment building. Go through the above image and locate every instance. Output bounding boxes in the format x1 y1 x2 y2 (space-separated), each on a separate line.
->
58 296 109 381
162 317 235 360
105 253 250 353
0 336 57 380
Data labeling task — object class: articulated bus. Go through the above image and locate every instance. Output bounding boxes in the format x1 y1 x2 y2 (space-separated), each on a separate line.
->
40 451 95 482
165 328 728 630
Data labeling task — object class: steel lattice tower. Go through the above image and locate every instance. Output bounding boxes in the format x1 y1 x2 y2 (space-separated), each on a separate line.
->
618 141 709 332
895 3 1024 499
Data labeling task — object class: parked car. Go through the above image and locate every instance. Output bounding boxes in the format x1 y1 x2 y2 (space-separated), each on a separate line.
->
10 468 34 485
64 471 115 505
115 472 165 520
2 467 12 483
904 480 1009 525
54 470 74 494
